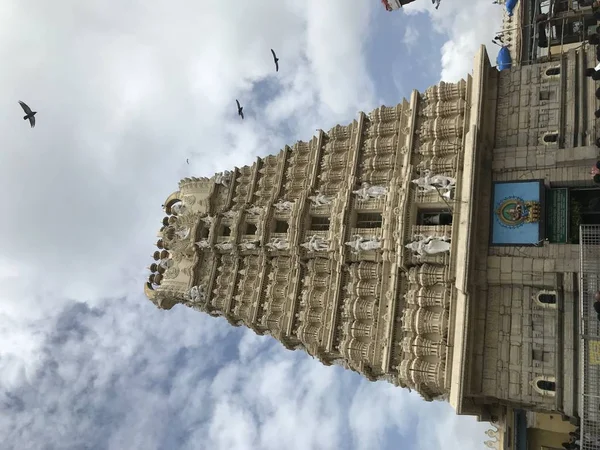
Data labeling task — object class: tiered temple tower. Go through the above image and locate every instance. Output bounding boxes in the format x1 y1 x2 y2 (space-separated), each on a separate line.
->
145 47 495 412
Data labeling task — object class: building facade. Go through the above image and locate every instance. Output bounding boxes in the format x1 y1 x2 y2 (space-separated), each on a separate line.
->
145 23 600 450
381 0 417 12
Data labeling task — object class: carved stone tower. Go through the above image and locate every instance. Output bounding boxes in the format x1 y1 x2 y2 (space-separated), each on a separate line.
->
146 46 497 415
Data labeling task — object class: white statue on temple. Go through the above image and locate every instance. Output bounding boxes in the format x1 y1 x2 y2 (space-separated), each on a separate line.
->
405 235 451 256
189 285 207 303
411 169 456 194
171 202 187 215
301 235 330 252
214 170 231 187
175 228 190 240
215 241 234 251
239 240 259 250
245 205 264 216
308 192 333 207
273 199 295 211
200 215 214 227
266 237 289 250
352 182 388 200
222 210 237 219
345 235 382 253
195 239 211 249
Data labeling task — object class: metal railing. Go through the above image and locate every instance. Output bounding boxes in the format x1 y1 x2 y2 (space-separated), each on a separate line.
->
579 225 600 449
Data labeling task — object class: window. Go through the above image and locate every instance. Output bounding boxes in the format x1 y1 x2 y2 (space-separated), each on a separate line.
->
274 220 289 233
545 67 560 76
534 290 558 308
538 293 556 304
537 380 556 392
418 211 453 226
245 223 257 235
222 226 231 237
356 213 383 229
310 216 330 231
543 133 558 143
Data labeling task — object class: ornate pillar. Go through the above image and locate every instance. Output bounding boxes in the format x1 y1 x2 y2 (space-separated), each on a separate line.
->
357 261 380 279
417 138 462 157
415 308 449 335
352 298 375 320
408 264 448 286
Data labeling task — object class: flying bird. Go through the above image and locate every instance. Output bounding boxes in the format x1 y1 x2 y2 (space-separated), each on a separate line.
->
271 49 279 72
18 101 37 128
236 99 244 119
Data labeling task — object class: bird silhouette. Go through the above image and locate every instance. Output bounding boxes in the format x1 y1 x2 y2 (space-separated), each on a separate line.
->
271 49 279 72
186 159 189 164
18 101 37 128
236 99 244 119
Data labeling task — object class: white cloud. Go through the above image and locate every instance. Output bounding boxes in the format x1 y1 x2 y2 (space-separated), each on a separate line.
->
404 0 505 81
403 25 420 49
0 0 498 449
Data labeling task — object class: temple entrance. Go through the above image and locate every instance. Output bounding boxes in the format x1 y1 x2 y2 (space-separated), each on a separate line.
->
569 188 600 244
547 187 600 244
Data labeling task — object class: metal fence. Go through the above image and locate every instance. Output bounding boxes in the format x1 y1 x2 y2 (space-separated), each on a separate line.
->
579 225 600 449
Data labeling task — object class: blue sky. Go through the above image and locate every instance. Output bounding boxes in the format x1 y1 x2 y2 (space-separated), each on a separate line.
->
0 1 505 449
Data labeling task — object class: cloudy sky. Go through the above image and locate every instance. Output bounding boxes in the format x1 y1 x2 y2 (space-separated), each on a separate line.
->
1 1 505 449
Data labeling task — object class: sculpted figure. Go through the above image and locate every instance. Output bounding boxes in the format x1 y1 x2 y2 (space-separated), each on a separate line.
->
405 235 451 256
352 182 388 200
171 203 187 215
245 205 264 216
300 234 330 252
345 235 382 253
189 285 207 303
239 240 259 250
195 239 211 249
266 237 289 250
159 258 174 270
175 228 190 240
308 192 333 207
411 169 456 194
273 200 295 211
215 241 234 251
222 210 238 219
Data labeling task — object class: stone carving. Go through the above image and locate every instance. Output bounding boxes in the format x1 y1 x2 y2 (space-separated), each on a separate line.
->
245 205 264 216
405 235 451 256
200 215 214 227
171 203 187 215
195 239 211 249
266 237 289 251
412 169 456 197
164 266 179 279
159 258 173 270
239 240 259 250
214 170 232 187
347 238 379 256
222 210 238 219
308 192 334 207
300 235 330 252
345 235 382 253
188 285 207 303
215 241 234 251
273 200 295 211
352 182 388 200
175 228 190 240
